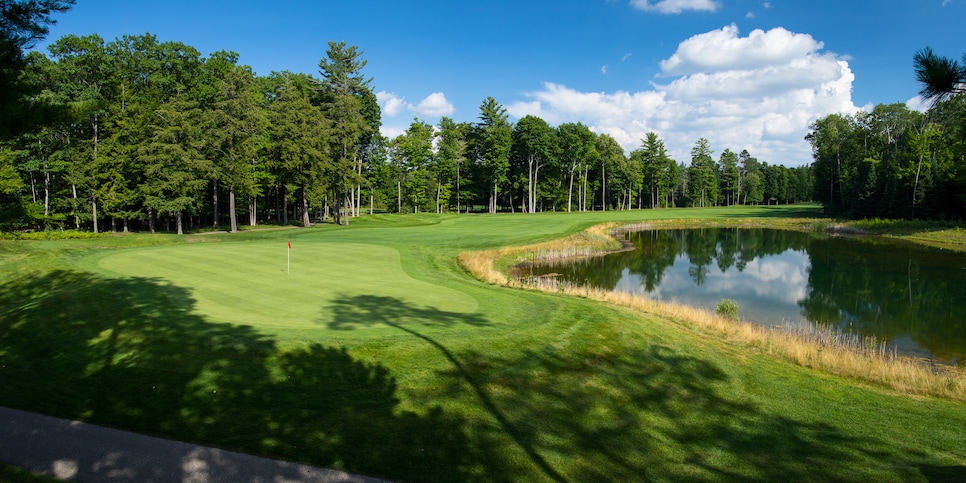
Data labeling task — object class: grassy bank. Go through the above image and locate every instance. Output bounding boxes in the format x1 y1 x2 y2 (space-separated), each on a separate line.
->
461 216 966 401
2 205 965 482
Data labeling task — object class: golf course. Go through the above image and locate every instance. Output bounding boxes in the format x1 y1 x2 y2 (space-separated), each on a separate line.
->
2 205 965 482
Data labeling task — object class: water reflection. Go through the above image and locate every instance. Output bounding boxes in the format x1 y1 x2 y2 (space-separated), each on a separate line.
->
518 228 966 364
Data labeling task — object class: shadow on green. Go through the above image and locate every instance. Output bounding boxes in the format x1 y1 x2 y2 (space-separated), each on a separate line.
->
0 271 498 482
3 269 963 481
325 293 956 482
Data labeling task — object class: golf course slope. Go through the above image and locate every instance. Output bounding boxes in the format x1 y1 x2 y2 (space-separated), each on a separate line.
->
1 206 964 482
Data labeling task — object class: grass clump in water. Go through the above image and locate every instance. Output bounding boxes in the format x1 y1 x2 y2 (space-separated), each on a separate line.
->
715 298 740 321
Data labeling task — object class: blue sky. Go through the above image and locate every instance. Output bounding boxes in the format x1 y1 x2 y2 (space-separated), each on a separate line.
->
35 0 966 166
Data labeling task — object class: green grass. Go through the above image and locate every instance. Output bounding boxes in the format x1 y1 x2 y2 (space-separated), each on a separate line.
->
2 205 965 482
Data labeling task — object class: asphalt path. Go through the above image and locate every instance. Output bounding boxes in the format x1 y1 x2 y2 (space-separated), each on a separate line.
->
0 406 388 482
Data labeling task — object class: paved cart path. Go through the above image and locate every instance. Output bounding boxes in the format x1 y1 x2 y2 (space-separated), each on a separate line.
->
0 406 388 482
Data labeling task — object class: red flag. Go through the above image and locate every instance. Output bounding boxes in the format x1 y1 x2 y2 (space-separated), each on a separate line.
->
287 240 292 250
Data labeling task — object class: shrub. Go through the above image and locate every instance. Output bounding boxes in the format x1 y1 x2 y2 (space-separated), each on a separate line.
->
715 298 740 321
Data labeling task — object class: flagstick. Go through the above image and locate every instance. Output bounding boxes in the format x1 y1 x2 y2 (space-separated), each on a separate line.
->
287 245 291 275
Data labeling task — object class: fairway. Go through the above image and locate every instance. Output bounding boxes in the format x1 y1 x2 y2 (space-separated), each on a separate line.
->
3 206 966 482
95 241 479 331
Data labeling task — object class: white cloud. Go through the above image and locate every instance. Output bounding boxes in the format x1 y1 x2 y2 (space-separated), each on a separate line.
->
660 24 823 76
506 25 860 166
380 125 405 140
602 64 609 75
630 0 720 14
412 92 455 117
376 91 407 117
377 91 455 118
621 53 633 62
906 95 930 113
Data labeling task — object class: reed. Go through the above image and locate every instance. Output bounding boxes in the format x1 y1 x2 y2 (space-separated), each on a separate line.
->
459 220 966 402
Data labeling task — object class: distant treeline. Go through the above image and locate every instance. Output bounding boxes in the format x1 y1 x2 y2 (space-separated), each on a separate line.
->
806 99 966 220
0 31 812 233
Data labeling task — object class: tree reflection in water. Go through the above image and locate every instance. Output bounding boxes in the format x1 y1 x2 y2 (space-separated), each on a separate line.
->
520 228 966 364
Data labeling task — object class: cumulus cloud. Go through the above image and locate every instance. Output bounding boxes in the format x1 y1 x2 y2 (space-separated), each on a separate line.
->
412 92 455 117
506 25 860 166
376 91 407 117
376 91 455 118
660 24 823 76
630 0 720 14
906 95 930 113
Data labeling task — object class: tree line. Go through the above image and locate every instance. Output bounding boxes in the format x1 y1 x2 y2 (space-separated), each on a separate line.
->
1 30 812 233
0 32 382 233
381 113 811 217
805 48 966 220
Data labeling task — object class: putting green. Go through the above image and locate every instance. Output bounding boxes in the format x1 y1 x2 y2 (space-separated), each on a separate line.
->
95 241 479 330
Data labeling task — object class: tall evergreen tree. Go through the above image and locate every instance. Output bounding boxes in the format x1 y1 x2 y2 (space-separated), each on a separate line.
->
474 97 512 214
207 64 264 232
267 74 329 227
318 41 377 225
688 138 717 207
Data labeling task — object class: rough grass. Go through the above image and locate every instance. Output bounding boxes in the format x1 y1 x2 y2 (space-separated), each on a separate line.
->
2 206 966 482
460 217 966 402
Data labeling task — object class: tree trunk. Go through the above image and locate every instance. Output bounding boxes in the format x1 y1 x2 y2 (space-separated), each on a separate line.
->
43 162 49 220
912 152 924 219
601 163 606 211
282 186 289 225
175 211 183 235
490 182 498 214
229 186 238 233
302 186 311 227
68 183 79 227
567 163 576 213
212 178 219 228
249 196 257 226
343 191 350 225
91 197 98 233
532 163 540 214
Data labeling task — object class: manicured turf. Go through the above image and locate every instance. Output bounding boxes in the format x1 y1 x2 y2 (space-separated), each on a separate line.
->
2 205 965 482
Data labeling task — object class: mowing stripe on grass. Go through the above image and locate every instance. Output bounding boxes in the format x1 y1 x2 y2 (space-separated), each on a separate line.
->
96 241 479 332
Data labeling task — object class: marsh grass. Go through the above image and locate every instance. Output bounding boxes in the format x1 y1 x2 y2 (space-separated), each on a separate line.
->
460 219 966 402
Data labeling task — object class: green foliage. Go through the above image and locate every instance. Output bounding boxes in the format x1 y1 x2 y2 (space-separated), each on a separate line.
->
715 298 740 321
0 228 103 240
474 97 513 213
2 207 965 482
806 67 966 220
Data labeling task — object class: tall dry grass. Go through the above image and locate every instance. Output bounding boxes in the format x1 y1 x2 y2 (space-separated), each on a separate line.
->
459 220 966 402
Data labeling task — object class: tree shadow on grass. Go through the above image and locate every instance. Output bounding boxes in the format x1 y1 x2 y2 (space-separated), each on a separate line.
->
425 342 942 482
323 293 960 481
325 294 560 481
0 270 495 482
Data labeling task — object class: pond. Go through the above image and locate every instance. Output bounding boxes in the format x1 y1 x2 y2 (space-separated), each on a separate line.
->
515 228 966 365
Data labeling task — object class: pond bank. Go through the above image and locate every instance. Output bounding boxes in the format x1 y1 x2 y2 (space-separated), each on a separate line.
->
459 217 966 402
